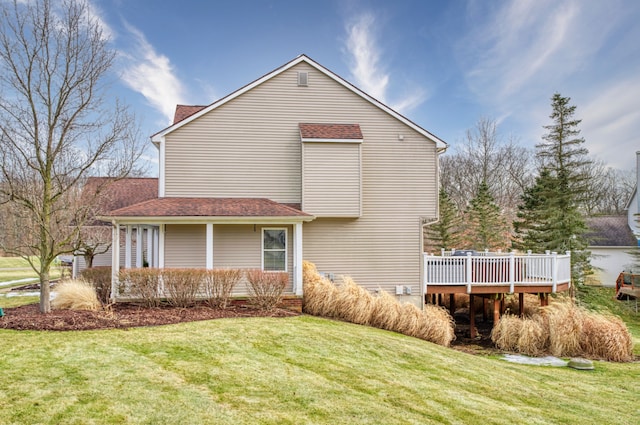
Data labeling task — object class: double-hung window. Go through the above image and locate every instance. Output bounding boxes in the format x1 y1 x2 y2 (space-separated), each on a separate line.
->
262 228 287 271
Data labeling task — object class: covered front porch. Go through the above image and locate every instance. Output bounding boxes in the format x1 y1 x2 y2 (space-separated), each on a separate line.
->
103 197 314 301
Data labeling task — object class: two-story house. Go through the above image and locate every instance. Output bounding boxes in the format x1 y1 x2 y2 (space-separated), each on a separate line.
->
104 54 447 306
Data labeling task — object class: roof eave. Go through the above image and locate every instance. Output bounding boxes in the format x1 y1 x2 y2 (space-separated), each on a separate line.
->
102 215 315 225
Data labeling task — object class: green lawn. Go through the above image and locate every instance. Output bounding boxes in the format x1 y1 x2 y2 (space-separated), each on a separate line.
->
0 256 63 283
1 313 639 424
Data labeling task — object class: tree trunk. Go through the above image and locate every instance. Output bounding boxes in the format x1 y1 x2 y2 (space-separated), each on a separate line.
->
39 269 51 314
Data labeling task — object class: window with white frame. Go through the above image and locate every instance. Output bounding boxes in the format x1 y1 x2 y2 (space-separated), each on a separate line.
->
262 228 287 271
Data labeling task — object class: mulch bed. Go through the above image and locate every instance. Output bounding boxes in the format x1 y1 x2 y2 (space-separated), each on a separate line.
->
0 303 299 331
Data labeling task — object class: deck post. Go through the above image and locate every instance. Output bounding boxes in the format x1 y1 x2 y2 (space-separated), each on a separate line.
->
449 294 455 316
519 293 524 317
110 223 120 302
469 294 476 339
493 295 500 323
125 225 132 269
466 252 473 293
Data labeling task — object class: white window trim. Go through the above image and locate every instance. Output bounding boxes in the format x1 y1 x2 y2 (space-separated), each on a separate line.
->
262 227 288 272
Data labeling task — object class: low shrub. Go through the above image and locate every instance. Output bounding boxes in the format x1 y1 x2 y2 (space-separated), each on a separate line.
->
246 269 288 310
80 266 112 305
52 280 101 311
302 261 455 347
119 268 162 308
203 269 243 309
162 268 205 308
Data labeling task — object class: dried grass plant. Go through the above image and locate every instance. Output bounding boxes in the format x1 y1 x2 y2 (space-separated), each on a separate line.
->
492 299 634 362
542 302 584 357
302 261 455 346
302 261 339 317
203 269 243 309
52 279 101 311
333 277 374 325
580 313 634 362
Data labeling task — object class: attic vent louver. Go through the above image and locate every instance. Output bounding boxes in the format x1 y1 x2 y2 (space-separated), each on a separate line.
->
297 71 308 86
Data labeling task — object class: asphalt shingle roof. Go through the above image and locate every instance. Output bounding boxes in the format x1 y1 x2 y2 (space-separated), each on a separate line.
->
586 215 638 247
299 123 362 140
107 197 311 218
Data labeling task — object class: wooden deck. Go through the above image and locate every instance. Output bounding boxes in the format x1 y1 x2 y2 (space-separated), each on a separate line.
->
423 250 572 338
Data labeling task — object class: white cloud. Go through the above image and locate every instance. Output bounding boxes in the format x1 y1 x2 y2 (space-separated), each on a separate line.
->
345 12 389 102
344 12 427 114
580 78 640 170
119 23 187 124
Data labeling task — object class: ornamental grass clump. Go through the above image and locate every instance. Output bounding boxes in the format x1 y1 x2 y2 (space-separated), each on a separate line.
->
51 279 101 311
163 269 205 308
580 313 634 362
246 269 288 310
302 261 339 317
491 299 634 362
333 276 374 325
302 261 455 347
203 269 243 309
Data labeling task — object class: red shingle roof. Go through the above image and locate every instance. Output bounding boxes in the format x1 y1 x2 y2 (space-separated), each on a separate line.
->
107 197 312 218
173 105 207 125
83 177 158 212
299 123 362 140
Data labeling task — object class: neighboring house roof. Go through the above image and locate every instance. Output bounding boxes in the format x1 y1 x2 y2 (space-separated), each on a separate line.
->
173 105 207 125
299 123 363 140
152 54 446 150
105 197 313 220
84 177 158 212
586 215 638 247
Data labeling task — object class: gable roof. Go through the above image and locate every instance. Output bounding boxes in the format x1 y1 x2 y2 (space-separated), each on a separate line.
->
84 177 158 212
152 54 446 150
586 215 638 247
173 105 207 125
105 197 313 221
299 123 363 141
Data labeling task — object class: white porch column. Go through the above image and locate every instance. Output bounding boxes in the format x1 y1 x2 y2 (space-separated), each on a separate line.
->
111 223 120 301
158 224 165 268
206 223 214 270
153 227 159 268
125 225 132 269
146 226 153 267
135 226 143 268
293 222 303 295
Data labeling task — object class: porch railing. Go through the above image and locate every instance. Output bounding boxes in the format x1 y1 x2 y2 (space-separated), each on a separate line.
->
423 250 572 294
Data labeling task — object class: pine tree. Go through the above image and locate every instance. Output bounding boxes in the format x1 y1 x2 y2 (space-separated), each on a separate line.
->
517 93 592 287
424 188 464 252
465 181 510 251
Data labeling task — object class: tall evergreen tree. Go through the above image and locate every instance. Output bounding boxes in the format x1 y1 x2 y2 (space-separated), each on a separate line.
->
424 188 464 252
517 93 592 287
465 181 509 251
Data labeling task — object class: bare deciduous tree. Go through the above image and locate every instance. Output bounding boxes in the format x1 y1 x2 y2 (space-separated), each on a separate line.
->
0 0 145 313
440 117 534 219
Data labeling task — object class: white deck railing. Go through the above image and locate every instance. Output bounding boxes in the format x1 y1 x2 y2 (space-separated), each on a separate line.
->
423 250 572 294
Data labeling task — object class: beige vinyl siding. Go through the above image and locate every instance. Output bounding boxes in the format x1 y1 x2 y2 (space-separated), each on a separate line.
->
302 141 361 217
212 224 293 293
164 61 438 294
164 224 206 268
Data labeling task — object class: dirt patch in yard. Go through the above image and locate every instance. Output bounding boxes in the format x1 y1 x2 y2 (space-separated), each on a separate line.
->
0 303 298 331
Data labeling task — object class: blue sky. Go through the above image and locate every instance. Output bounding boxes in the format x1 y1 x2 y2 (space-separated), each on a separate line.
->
92 0 640 171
